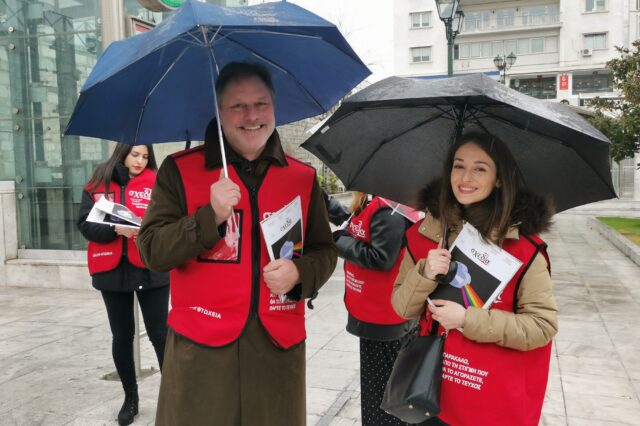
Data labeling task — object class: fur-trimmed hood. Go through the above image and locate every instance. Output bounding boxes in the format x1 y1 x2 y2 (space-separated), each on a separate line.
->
414 179 554 236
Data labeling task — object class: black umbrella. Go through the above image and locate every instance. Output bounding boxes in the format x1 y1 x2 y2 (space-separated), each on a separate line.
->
302 74 616 212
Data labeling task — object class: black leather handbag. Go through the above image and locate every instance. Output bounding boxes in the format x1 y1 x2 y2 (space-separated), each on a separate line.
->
380 322 444 424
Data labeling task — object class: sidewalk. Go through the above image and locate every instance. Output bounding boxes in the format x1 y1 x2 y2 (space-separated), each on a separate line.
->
1 212 640 425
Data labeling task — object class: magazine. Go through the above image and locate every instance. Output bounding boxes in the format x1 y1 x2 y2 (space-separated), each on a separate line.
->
86 196 141 229
428 222 523 310
260 196 304 305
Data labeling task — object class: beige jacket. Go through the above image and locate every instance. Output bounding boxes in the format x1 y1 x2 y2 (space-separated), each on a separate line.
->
391 214 558 351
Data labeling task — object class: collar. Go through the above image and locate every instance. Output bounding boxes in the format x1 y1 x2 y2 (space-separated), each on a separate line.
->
205 129 288 170
417 212 520 243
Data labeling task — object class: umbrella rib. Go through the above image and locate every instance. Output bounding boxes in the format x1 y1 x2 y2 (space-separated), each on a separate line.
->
209 31 327 113
212 28 324 42
133 45 195 145
466 105 616 195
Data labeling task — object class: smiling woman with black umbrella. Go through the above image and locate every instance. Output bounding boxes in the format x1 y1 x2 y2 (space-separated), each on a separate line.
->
391 132 558 426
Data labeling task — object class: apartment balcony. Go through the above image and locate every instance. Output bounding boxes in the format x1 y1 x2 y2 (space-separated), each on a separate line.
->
458 11 561 36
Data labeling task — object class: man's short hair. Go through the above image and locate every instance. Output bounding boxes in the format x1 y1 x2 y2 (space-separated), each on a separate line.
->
215 62 275 103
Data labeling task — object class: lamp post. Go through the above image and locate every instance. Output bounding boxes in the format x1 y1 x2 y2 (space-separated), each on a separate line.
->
493 52 517 85
435 0 464 77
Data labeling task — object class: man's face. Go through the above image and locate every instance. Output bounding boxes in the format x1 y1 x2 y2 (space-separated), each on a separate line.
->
219 76 275 161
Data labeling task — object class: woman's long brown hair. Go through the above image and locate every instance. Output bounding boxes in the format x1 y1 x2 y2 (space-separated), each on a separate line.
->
348 191 369 216
439 132 522 245
86 143 158 194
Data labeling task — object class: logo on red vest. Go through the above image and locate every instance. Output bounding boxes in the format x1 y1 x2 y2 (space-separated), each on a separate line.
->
189 305 222 319
349 220 367 239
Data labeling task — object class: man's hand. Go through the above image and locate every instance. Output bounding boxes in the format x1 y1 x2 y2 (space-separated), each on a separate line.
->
210 171 241 225
263 259 300 295
114 225 138 239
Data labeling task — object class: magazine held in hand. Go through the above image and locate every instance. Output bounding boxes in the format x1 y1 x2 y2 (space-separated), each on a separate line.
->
429 222 522 310
259 196 304 304
87 196 142 229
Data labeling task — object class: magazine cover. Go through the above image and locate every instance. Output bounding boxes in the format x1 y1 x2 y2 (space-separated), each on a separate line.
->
86 196 141 229
260 196 304 262
260 196 304 305
429 223 523 309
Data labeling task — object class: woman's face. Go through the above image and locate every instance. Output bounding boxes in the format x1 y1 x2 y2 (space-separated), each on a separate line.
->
450 142 498 206
124 146 149 177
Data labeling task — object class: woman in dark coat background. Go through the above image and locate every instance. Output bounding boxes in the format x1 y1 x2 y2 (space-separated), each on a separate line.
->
326 191 417 425
77 143 169 426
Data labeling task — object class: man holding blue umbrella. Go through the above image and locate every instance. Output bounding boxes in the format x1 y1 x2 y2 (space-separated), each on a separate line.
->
138 62 337 425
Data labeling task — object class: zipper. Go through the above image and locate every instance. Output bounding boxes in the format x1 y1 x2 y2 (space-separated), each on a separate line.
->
249 186 260 319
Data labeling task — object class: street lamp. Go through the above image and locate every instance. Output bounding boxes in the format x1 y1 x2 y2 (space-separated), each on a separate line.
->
435 0 464 77
493 52 517 85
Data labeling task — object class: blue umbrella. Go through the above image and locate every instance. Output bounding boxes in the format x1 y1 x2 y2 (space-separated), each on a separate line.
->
64 0 370 149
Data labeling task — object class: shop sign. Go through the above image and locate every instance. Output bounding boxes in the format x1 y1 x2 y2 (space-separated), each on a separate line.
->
559 74 569 91
138 0 185 12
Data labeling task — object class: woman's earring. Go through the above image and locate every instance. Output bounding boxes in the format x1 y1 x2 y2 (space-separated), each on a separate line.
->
495 180 502 188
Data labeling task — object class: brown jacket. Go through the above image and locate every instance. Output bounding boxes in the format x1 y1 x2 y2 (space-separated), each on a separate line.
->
392 213 558 351
138 130 336 425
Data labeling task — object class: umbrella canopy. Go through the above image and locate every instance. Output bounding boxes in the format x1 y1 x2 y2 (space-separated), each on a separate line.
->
64 0 370 145
302 74 616 213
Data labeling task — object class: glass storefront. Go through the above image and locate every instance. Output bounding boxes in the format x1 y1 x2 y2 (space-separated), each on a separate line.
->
1 0 245 252
572 70 614 94
1 0 104 250
510 75 557 99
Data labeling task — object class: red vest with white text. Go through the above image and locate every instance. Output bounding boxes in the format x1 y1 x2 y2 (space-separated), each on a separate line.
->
406 222 552 426
169 146 314 349
344 197 406 325
86 168 155 274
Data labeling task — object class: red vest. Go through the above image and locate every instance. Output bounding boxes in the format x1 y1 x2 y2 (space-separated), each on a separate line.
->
344 197 406 325
86 168 155 274
406 223 552 426
169 146 314 349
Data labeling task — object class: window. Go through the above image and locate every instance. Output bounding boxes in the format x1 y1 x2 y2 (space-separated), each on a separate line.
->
410 11 431 28
584 33 607 50
492 41 503 57
510 76 557 99
531 38 545 53
505 40 517 55
456 37 557 59
572 70 614 93
463 11 491 32
411 46 431 63
496 9 516 28
517 38 530 55
585 0 606 12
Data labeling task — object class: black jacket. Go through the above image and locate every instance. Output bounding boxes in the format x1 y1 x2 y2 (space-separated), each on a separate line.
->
77 163 169 292
329 198 410 271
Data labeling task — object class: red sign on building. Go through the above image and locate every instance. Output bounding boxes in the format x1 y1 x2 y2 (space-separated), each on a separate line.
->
559 74 569 91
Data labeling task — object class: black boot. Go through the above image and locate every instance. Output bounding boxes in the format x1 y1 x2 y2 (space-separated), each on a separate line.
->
117 391 139 425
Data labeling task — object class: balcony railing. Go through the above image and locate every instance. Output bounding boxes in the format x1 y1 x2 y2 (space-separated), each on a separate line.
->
461 11 560 34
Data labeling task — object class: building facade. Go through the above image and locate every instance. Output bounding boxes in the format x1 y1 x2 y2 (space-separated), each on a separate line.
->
394 0 640 199
0 0 244 288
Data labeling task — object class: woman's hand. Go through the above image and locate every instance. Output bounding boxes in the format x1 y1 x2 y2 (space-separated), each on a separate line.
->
423 239 451 280
428 299 466 330
114 225 138 239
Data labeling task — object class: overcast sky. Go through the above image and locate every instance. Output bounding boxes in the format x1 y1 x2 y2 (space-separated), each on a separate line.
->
279 0 395 83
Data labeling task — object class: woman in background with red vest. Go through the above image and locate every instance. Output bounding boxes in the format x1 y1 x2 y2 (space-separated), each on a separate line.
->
328 192 416 425
391 132 558 426
77 143 169 426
